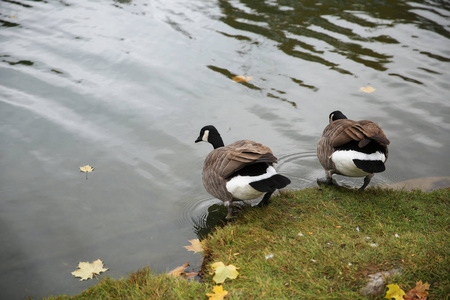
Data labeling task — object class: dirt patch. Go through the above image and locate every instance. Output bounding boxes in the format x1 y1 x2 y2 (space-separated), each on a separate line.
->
380 177 450 192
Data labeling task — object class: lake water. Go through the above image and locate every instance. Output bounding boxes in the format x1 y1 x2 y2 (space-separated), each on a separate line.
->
1 0 449 298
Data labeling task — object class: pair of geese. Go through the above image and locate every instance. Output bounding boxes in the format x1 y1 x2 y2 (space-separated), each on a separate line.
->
195 110 390 218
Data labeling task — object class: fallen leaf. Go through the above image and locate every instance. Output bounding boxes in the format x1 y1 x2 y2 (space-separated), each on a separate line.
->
206 285 228 300
71 259 108 281
183 239 203 253
167 262 199 280
80 165 95 172
168 261 189 277
232 75 252 83
360 86 376 93
210 262 239 284
385 284 406 300
80 164 94 179
404 281 430 300
334 225 341 228
184 272 199 280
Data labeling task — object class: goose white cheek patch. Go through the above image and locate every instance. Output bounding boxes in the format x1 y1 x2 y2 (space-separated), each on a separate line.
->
202 130 209 142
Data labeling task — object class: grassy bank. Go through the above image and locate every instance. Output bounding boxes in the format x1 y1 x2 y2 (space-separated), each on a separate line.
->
49 187 449 299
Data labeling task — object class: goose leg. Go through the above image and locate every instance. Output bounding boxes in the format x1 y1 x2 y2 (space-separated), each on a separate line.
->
257 191 274 207
224 201 234 219
360 174 374 190
317 171 333 187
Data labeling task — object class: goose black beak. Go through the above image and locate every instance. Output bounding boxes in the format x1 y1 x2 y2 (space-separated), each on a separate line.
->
195 136 202 143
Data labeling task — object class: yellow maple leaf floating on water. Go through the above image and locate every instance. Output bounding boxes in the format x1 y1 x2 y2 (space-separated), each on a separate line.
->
71 259 108 281
206 285 229 300
232 75 253 83
210 262 239 284
385 284 406 300
183 239 204 253
360 86 376 93
80 164 94 179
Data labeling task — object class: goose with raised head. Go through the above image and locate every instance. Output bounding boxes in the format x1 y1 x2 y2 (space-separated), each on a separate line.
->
317 111 390 190
195 125 291 218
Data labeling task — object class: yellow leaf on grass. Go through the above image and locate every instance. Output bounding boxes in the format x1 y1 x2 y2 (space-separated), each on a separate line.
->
360 86 376 93
385 284 406 300
71 259 108 281
80 165 95 172
183 239 204 253
232 75 252 83
210 262 239 284
206 285 228 300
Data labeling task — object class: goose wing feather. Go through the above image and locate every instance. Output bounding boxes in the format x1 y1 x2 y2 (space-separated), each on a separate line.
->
219 140 276 178
328 120 390 148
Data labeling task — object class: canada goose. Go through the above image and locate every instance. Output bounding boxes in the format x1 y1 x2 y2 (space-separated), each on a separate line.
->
316 111 390 190
195 125 291 218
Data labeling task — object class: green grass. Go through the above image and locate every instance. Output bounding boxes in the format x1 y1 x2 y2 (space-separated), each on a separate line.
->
47 267 208 299
47 187 449 299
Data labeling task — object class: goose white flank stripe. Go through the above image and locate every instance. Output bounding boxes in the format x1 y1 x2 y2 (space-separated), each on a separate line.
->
331 150 386 177
226 166 277 200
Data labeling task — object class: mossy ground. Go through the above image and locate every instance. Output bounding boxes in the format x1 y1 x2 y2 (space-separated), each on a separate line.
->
47 187 449 299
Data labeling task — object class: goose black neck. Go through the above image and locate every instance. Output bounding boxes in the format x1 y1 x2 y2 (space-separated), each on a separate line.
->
210 134 225 149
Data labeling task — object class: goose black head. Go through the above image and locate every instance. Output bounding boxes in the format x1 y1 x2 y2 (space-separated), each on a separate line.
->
329 110 348 123
195 125 225 149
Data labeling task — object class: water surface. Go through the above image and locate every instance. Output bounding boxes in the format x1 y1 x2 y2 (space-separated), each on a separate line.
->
1 0 449 298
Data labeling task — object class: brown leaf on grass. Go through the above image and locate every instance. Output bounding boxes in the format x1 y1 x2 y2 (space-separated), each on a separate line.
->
71 259 108 281
183 239 204 253
184 272 199 280
232 75 252 82
168 261 190 277
167 261 199 280
404 281 430 300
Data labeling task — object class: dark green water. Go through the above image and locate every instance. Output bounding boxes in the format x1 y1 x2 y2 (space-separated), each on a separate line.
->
1 0 449 298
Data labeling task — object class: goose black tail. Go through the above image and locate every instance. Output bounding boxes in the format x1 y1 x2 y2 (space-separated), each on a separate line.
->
250 174 291 192
353 159 385 173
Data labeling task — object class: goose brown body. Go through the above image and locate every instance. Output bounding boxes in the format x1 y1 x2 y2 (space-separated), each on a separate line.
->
317 111 390 190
